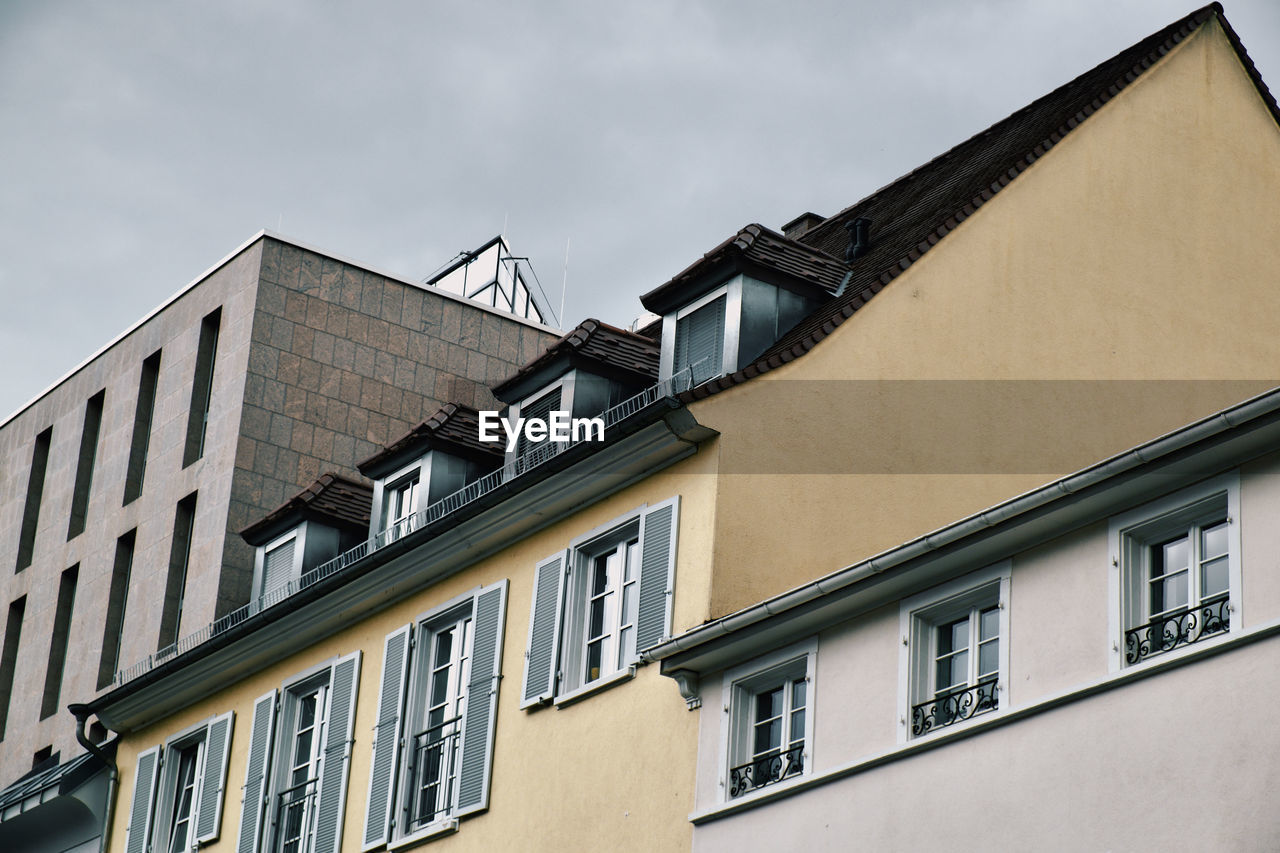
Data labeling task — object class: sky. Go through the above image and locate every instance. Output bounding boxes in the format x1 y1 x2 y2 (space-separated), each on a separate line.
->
2 0 1277 420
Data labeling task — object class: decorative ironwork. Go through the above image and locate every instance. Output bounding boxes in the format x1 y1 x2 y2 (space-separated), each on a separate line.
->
1124 593 1229 665
911 678 998 736
728 743 804 798
274 778 318 853
113 370 696 687
407 717 462 830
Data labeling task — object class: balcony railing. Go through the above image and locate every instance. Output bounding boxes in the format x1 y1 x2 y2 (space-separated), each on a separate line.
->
113 370 694 688
274 778 318 853
911 678 998 737
407 716 462 830
1124 593 1229 665
728 742 804 798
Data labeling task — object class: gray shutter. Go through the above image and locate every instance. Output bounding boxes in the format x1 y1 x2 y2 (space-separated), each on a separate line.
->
636 496 680 652
261 538 296 596
313 651 361 853
195 711 235 843
236 690 277 853
521 551 567 707
515 388 562 466
456 581 508 817
362 625 411 850
675 296 725 382
124 745 160 853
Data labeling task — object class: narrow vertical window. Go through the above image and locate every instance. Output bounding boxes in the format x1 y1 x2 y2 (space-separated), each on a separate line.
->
98 530 136 689
124 350 162 505
15 427 52 571
41 565 78 719
67 389 105 539
183 308 221 467
158 493 197 651
0 597 27 740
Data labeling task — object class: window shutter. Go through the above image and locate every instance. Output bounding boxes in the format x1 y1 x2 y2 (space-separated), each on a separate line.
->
362 625 411 850
236 690 277 853
675 297 725 383
124 745 160 853
195 710 235 844
515 388 562 466
261 538 296 596
636 496 680 652
313 651 361 853
521 551 567 707
456 581 508 817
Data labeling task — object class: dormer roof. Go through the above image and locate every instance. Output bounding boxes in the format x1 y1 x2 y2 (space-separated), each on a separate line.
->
240 473 372 547
492 318 660 403
357 403 502 479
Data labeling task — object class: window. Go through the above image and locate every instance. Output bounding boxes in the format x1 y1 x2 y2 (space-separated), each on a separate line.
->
0 597 26 740
122 712 234 853
99 530 136 689
362 582 507 848
183 307 221 467
721 641 815 800
673 292 727 384
15 426 52 571
158 493 197 652
1110 473 1240 670
382 471 420 541
521 497 679 707
40 564 78 719
68 389 105 539
900 562 1009 740
513 386 562 469
238 653 360 853
124 350 162 505
256 531 301 602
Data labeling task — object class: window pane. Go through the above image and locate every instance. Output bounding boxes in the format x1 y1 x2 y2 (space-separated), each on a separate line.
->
980 607 999 642
1201 556 1229 598
938 619 967 656
936 650 967 692
789 707 806 744
1201 521 1228 559
591 556 610 596
1153 536 1189 579
791 678 806 711
1152 570 1189 614
753 718 781 756
978 638 999 678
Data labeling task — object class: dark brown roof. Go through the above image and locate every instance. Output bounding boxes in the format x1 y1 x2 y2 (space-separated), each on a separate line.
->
641 224 847 314
676 4 1278 402
240 473 372 546
492 318 660 399
358 403 502 477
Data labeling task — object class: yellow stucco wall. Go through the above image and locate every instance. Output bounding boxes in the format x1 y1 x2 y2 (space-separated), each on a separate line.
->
694 19 1280 618
107 448 719 853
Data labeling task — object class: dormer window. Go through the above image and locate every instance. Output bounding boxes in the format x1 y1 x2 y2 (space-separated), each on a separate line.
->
673 290 729 384
384 470 420 532
512 385 564 466
261 532 301 597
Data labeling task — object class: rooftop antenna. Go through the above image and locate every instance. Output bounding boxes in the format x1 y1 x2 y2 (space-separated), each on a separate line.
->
560 237 570 331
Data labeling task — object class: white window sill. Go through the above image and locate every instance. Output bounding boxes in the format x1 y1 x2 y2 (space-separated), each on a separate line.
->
554 664 636 708
389 818 459 850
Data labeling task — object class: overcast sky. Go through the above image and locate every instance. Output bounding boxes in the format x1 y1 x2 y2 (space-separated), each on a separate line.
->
2 0 1277 419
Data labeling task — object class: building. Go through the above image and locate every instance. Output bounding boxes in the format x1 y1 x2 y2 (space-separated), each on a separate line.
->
0 231 557 850
50 3 1280 852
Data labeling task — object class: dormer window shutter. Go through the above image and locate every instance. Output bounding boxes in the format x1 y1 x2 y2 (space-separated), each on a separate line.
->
515 388 562 465
675 296 725 383
262 538 296 596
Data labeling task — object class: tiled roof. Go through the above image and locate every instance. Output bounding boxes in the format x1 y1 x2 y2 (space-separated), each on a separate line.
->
492 318 660 397
358 403 503 476
677 4 1276 401
240 473 372 545
641 224 847 313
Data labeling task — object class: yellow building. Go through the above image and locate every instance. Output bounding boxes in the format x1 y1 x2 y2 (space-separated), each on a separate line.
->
78 5 1280 852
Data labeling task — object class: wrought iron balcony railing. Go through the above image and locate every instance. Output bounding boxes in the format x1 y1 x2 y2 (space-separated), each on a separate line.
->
728 742 804 798
1124 592 1229 665
113 370 696 687
911 678 998 737
274 777 318 853
407 716 462 830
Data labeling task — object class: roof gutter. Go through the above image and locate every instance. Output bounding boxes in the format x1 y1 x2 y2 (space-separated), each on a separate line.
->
644 381 1280 664
68 704 117 853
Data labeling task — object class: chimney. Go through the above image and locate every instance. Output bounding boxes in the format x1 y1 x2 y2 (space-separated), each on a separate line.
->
781 212 826 240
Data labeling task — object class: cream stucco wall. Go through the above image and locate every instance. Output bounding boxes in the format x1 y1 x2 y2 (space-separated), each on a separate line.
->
107 447 720 853
692 19 1280 618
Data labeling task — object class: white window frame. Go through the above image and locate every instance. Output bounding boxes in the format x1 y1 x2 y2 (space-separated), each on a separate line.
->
898 561 1010 744
659 279 743 384
506 376 573 467
271 668 331 853
718 639 816 803
152 722 209 853
1108 472 1241 673
372 460 422 542
252 527 305 603
393 591 477 844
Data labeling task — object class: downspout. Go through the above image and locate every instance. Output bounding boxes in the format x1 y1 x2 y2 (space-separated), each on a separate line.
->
69 703 117 853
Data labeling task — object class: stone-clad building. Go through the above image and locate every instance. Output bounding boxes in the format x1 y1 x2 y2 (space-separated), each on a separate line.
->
0 230 555 849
